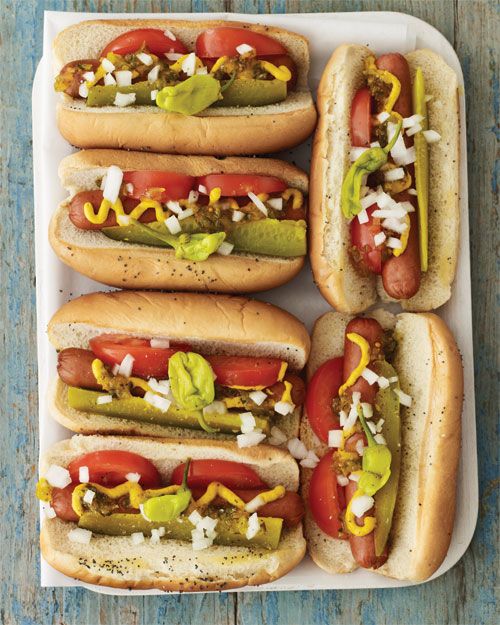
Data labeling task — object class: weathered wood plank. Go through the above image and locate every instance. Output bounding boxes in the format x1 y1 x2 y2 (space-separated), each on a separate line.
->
1 1 497 624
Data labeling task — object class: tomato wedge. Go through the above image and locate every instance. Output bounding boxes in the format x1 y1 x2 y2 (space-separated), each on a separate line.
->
306 357 343 443
207 355 284 388
350 205 383 274
123 171 195 202
197 174 287 197
309 450 345 538
89 335 191 379
68 450 162 489
101 28 187 58
195 27 287 59
171 459 267 490
351 87 372 148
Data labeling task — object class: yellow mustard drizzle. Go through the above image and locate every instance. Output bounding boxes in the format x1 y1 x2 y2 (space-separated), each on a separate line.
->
392 213 411 257
280 380 293 404
338 333 371 396
253 485 285 505
277 362 288 382
83 197 168 225
282 188 303 210
365 55 401 113
258 61 291 82
345 489 377 536
210 56 229 74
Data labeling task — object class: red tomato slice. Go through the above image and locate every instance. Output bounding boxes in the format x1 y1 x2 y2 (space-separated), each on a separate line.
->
89 335 191 379
350 205 383 274
51 484 79 522
101 29 187 58
171 459 267 490
197 174 287 197
196 27 287 58
207 355 284 388
351 87 372 148
68 451 162 489
123 171 195 202
305 357 343 443
309 450 345 538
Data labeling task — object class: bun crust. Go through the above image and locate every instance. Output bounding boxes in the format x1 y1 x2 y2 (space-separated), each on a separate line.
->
50 150 308 292
310 44 459 313
301 311 463 581
40 435 306 591
53 19 317 154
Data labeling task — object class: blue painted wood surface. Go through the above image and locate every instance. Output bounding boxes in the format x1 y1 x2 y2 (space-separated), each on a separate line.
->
1 1 497 623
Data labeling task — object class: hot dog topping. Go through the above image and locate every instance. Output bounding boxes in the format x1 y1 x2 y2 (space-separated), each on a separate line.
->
364 55 401 113
338 333 371 396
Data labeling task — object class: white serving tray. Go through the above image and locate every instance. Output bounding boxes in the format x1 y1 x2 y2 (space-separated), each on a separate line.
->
33 10 477 593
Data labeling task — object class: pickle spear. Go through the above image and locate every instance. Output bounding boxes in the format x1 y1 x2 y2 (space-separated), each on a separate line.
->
215 79 287 107
67 387 270 434
87 81 163 107
412 67 429 272
78 511 283 550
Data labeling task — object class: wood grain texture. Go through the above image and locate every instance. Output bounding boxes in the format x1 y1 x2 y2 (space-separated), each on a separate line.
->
0 0 497 624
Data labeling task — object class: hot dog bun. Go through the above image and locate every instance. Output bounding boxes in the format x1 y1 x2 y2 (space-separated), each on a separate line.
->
50 150 308 292
47 291 310 440
53 19 317 154
40 434 306 591
300 310 463 581
310 44 460 313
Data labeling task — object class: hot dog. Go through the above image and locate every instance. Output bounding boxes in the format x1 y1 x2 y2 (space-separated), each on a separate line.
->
48 291 310 445
301 310 463 581
50 150 309 292
52 20 317 154
37 435 306 591
310 44 460 313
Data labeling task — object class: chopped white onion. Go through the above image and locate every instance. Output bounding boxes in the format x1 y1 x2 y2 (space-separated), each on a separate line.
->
274 400 294 416
393 387 412 407
287 437 308 460
101 58 115 73
115 70 132 87
166 200 182 214
198 184 208 194
178 208 194 221
388 376 399 383
351 495 374 518
349 472 361 482
386 237 402 250
68 528 92 544
150 338 170 349
300 457 319 469
403 114 424 128
165 215 182 235
377 376 390 389
382 217 407 234
249 390 267 406
337 475 349 487
268 426 287 445
399 201 415 213
45 465 71 489
158 526 166 537
373 231 386 247
116 214 131 226
367 420 377 434
361 402 373 419
384 167 405 182
374 433 387 445
423 129 441 143
188 190 199 204
246 513 260 539
203 401 226 416
267 197 283 211
237 429 266 448
245 494 265 513
339 410 348 427
370 141 381 148
150 89 158 101
82 71 95 82
181 52 197 77
247 191 268 216
83 489 95 505
377 111 390 123
406 123 422 137
188 510 202 526
357 209 369 225
361 368 379 385
328 429 343 448
196 66 208 75
112 364 120 376
350 147 369 161
407 188 418 196
395 146 417 167
236 43 255 55
165 52 183 61
164 29 176 41
147 64 161 82
137 52 153 66
150 528 161 544
104 72 115 86
96 394 113 405
232 210 245 222
375 418 385 433
78 466 89 483
352 391 361 406
372 207 407 220
240 412 256 434
131 532 145 545
118 353 134 378
114 92 136 107
144 391 171 412
78 83 89 98
376 190 397 209
124 183 134 195
125 472 141 483
355 439 365 457
360 191 379 210
216 241 234 256
43 505 57 519
344 405 359 430
198 516 218 534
